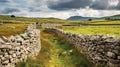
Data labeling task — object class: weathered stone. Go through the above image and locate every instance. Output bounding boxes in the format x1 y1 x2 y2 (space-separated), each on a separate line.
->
112 50 119 54
15 35 24 43
0 45 12 49
20 33 28 40
117 56 120 60
107 52 116 58
2 60 9 64
12 54 16 58
0 38 5 44
1 57 6 61
9 36 15 42
1 36 8 42
105 37 118 42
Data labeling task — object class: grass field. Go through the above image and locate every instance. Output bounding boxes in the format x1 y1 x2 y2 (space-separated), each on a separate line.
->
60 25 120 36
0 15 83 24
89 20 120 24
0 15 120 67
0 24 28 36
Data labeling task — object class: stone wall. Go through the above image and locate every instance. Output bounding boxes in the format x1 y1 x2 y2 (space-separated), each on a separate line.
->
37 23 62 28
0 24 41 67
45 28 120 67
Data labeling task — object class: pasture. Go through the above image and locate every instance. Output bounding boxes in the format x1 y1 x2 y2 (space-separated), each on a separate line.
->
0 15 120 67
60 25 120 36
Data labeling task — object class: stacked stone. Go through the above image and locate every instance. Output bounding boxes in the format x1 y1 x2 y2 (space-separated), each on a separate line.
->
45 28 120 67
0 24 41 67
37 23 62 28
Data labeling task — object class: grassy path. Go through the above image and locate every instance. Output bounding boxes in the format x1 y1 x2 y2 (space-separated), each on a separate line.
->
16 30 94 67
40 31 94 67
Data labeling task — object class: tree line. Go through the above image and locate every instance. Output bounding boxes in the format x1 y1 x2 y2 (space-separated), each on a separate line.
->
105 17 120 21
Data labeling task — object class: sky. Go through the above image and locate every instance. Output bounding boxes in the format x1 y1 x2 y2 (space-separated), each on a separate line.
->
0 0 120 19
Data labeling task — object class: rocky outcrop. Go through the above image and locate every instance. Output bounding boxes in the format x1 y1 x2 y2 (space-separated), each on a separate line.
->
0 24 41 67
45 28 120 67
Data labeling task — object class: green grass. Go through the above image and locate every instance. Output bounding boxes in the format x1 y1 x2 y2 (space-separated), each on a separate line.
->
15 58 41 67
1 14 119 67
49 36 94 67
60 26 120 36
0 24 28 36
89 20 120 24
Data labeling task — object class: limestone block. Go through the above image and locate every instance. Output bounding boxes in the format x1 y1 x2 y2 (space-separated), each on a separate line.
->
107 51 117 59
20 33 28 40
2 60 9 64
105 37 118 42
1 57 6 61
0 38 5 44
117 56 120 60
8 51 14 55
15 35 24 43
9 36 15 42
12 54 16 58
1 36 8 42
0 45 12 49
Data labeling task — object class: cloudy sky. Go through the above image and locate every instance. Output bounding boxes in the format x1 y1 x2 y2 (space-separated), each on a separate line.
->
0 0 120 19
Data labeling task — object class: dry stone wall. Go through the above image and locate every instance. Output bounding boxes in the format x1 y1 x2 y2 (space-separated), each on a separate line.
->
37 23 62 28
0 24 41 67
45 28 120 67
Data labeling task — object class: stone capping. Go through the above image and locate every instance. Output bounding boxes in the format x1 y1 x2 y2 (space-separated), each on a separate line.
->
0 23 41 67
45 28 120 67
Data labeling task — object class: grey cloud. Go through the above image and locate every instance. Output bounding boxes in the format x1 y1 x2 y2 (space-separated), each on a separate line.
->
48 0 92 10
116 1 120 9
48 0 120 10
90 0 120 10
26 0 46 12
0 0 8 2
90 0 109 10
28 7 41 12
1 8 20 14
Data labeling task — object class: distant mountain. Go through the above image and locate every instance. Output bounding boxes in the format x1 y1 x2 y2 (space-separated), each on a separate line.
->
67 14 120 20
67 16 97 20
104 14 120 18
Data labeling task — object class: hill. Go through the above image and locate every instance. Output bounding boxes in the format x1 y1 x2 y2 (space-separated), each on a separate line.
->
103 14 120 19
67 16 92 20
67 14 120 20
0 15 84 24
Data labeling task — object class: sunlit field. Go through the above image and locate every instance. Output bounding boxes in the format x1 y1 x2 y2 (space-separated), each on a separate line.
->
89 20 120 24
0 0 120 66
60 26 120 36
0 15 120 67
0 24 28 36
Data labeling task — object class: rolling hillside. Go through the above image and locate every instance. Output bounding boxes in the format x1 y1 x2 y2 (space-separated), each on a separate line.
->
67 14 120 20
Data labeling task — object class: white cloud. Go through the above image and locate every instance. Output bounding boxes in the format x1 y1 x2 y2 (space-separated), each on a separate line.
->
16 11 73 19
10 8 120 19
72 8 120 18
108 0 119 6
